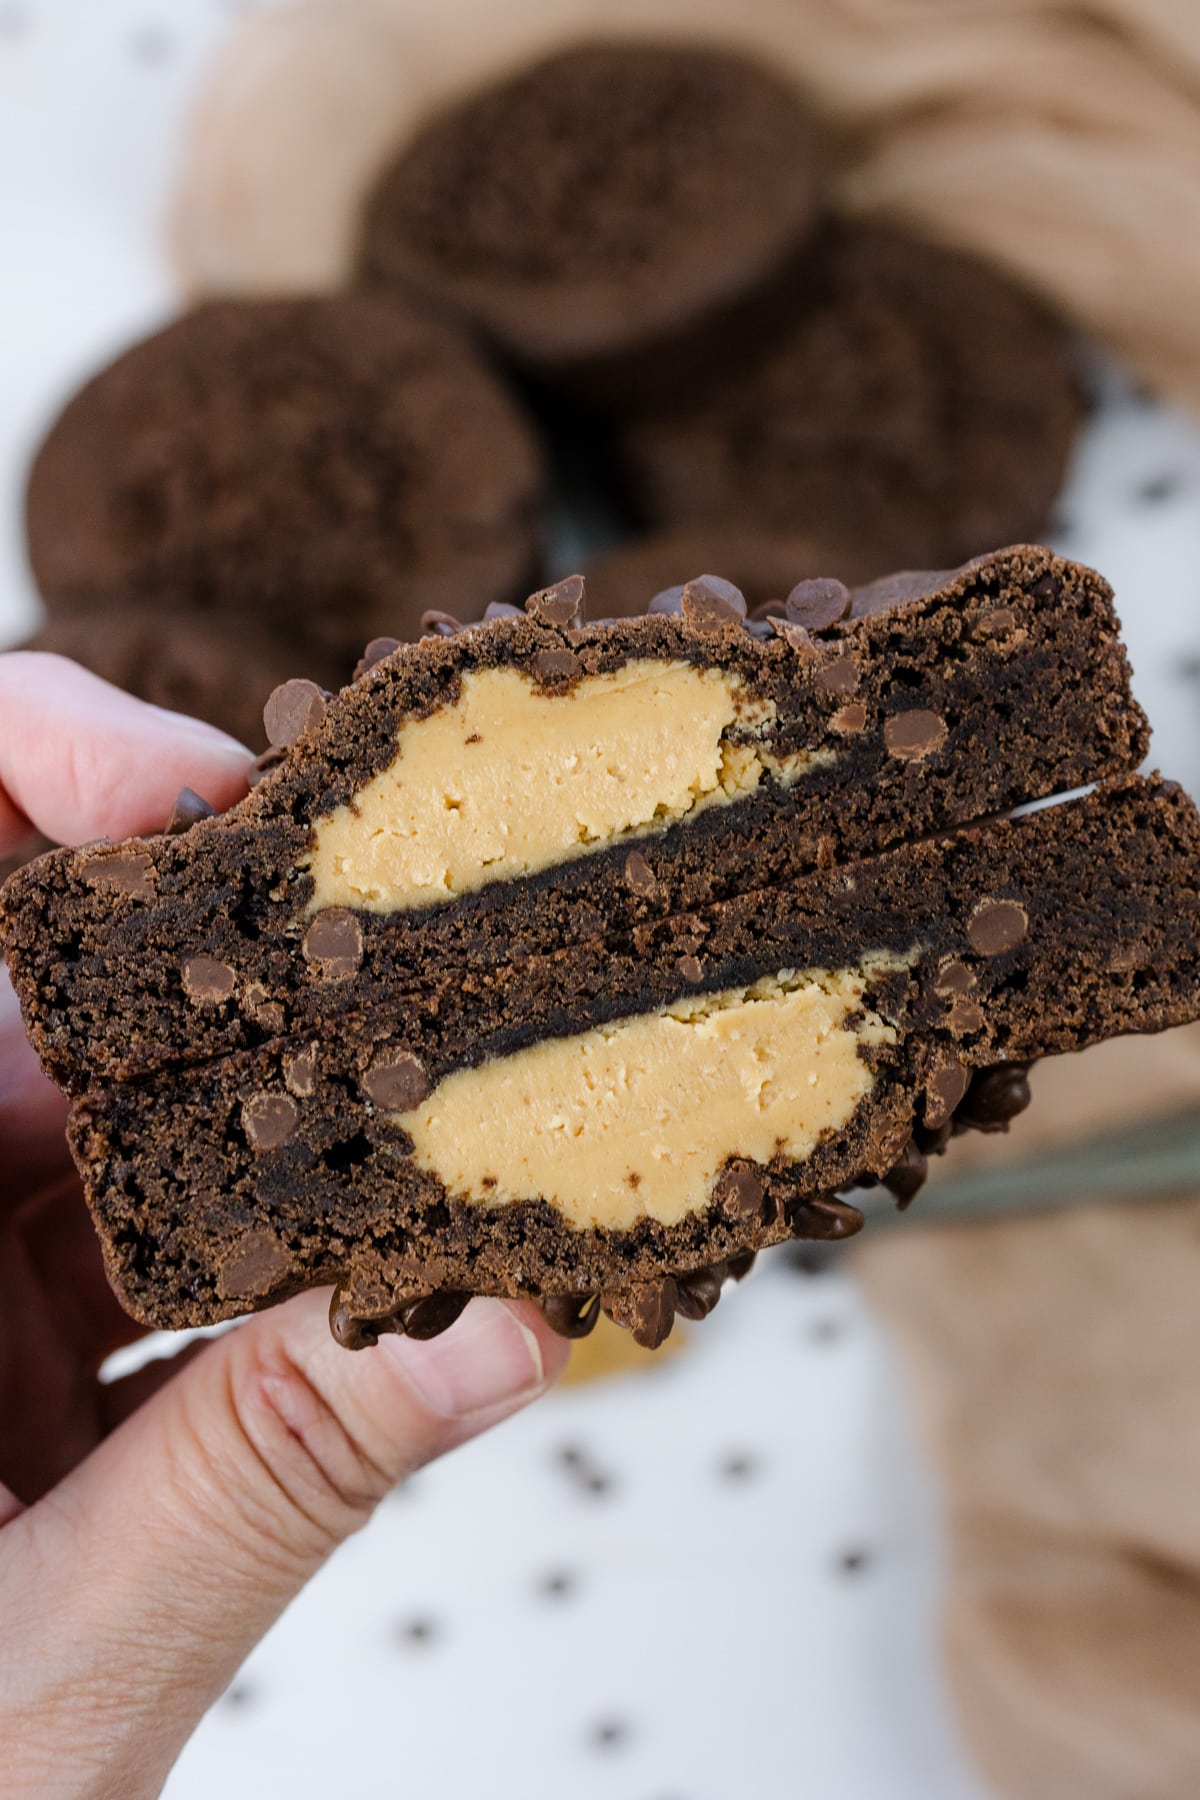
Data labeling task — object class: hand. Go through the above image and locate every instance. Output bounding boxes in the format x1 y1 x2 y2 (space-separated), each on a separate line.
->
0 654 568 1800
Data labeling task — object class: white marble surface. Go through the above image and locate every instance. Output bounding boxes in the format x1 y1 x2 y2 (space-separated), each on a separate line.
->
3 6 1200 1798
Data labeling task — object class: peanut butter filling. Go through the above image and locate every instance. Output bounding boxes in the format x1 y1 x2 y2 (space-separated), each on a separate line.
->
303 660 831 913
387 965 901 1231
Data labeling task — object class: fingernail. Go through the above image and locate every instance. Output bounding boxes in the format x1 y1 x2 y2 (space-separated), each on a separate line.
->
379 1299 546 1421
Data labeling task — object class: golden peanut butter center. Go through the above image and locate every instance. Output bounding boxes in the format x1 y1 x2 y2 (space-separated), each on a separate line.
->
304 660 828 913
388 967 899 1231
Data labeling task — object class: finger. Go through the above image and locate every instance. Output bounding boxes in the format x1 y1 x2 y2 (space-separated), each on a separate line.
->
0 652 252 852
0 968 71 1192
2 1291 567 1790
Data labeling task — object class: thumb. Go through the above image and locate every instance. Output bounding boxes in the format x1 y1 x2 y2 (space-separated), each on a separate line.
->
2 1290 566 1798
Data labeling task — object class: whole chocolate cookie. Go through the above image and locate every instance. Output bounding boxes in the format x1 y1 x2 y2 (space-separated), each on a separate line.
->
358 44 823 381
617 225 1085 571
26 296 544 655
578 526 885 619
21 606 349 752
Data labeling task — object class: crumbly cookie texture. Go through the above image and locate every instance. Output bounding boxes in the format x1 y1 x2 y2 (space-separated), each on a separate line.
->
5 548 1196 1351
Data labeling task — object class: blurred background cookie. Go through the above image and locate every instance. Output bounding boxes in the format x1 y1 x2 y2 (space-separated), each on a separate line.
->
25 294 545 668
358 43 824 386
615 224 1085 574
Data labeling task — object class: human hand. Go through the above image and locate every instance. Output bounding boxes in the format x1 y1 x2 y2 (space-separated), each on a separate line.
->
0 654 568 1800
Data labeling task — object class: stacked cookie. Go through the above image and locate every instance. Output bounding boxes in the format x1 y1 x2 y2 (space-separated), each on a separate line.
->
22 39 1083 755
6 549 1200 1348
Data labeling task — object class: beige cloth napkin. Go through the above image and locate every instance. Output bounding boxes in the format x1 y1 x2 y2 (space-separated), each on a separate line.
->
174 0 1200 412
854 1025 1200 1800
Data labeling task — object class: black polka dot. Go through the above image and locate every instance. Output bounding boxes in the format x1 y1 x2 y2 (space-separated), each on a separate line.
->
783 1242 837 1276
718 1452 758 1482
223 1681 258 1710
556 1442 587 1469
835 1547 873 1577
129 24 173 63
583 1471 614 1497
807 1315 845 1345
589 1717 631 1751
1135 472 1184 506
395 1615 440 1648
538 1569 578 1601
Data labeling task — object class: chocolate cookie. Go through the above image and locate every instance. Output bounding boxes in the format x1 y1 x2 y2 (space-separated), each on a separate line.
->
21 606 347 752
6 547 1188 1355
25 296 545 656
358 44 823 384
617 224 1085 573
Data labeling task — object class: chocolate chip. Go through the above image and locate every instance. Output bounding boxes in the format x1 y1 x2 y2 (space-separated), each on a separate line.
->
526 573 586 628
933 959 976 996
831 702 867 734
768 616 817 656
303 907 364 978
533 647 582 683
165 787 217 834
363 1052 431 1111
677 954 703 984
83 850 155 896
883 710 947 761
713 1161 765 1223
924 1059 970 1129
329 1296 378 1350
603 1278 677 1349
674 1265 725 1321
948 997 985 1035
242 982 284 1031
242 1091 299 1151
247 744 286 787
540 1294 601 1339
882 1139 928 1209
968 898 1029 955
1031 572 1061 602
623 849 657 897
263 678 327 748
648 584 685 615
355 634 404 676
850 569 955 615
182 953 236 1004
726 1249 757 1281
399 1291 470 1339
813 654 859 695
789 1197 864 1241
217 1228 290 1299
680 575 746 633
418 613 464 640
959 1062 1032 1132
284 1043 318 1098
786 577 851 632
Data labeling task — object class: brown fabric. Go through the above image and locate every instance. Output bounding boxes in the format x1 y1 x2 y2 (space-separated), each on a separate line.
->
175 0 1200 411
925 1022 1200 1183
854 1184 1200 1800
